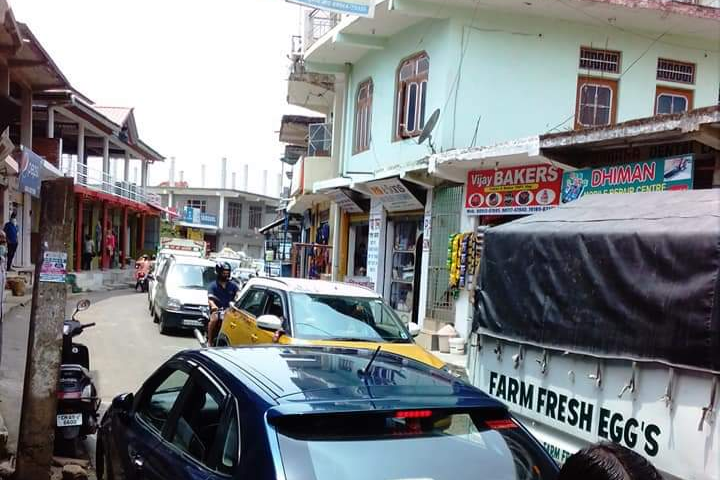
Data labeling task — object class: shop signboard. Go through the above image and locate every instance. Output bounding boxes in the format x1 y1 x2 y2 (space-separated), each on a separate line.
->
560 155 694 204
182 206 217 226
327 188 364 213
186 228 204 241
367 178 423 212
286 0 374 17
465 164 563 215
366 202 383 283
18 147 42 197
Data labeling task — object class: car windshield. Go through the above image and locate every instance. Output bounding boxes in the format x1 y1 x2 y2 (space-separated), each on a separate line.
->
290 294 411 343
275 411 557 480
167 264 216 289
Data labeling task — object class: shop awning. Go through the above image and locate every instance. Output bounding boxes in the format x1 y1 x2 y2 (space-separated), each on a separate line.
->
176 221 218 232
149 203 180 219
259 217 285 234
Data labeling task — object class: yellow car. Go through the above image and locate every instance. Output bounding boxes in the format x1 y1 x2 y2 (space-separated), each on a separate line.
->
216 277 446 370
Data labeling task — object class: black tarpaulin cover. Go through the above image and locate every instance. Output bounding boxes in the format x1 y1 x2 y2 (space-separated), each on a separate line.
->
474 190 720 371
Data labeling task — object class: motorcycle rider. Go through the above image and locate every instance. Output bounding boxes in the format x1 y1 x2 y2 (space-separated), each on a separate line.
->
207 261 239 345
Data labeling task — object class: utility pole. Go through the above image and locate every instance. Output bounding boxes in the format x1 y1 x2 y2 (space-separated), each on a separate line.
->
15 177 74 480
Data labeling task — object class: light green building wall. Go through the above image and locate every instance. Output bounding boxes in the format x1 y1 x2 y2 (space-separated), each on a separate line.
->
342 7 719 174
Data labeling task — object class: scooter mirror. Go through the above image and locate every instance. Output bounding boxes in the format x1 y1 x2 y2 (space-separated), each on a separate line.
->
76 299 91 311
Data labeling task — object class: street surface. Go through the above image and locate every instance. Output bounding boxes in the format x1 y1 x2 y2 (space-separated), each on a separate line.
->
0 288 195 459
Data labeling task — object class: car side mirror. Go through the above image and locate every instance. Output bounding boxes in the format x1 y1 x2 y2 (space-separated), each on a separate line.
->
256 314 283 331
112 392 134 419
408 322 421 338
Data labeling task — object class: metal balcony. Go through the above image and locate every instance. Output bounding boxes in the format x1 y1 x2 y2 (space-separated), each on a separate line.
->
304 9 341 51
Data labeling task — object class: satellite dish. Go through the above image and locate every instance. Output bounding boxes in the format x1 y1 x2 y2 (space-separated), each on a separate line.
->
418 108 440 153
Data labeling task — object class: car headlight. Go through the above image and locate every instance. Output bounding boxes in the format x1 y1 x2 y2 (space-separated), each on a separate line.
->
166 298 182 311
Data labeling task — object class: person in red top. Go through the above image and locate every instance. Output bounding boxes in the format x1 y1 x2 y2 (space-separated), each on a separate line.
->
135 255 150 292
105 227 116 269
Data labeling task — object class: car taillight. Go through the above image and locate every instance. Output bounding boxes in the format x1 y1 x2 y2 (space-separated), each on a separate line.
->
394 410 433 419
485 419 518 430
57 391 82 400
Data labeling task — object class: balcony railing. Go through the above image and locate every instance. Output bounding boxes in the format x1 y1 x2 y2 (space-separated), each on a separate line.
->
60 157 160 207
308 123 332 157
304 9 341 51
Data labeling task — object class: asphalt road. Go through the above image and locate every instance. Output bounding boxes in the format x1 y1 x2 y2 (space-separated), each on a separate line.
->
76 290 197 403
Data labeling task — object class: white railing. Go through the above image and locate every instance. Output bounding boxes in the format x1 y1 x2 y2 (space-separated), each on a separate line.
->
60 157 158 207
304 9 341 51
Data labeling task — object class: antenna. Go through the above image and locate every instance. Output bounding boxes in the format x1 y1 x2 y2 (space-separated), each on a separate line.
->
418 108 440 154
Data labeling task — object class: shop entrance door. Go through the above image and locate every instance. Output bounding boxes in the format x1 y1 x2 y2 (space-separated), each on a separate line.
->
426 185 463 323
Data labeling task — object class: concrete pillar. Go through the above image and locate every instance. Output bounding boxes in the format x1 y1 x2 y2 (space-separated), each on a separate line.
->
47 107 54 138
220 157 227 189
133 166 138 184
123 150 130 183
77 123 85 183
201 164 206 188
242 164 249 191
231 172 237 190
75 195 83 272
417 188 432 328
179 170 184 184
20 87 32 149
102 137 110 191
331 72 347 177
169 156 175 186
141 161 148 188
219 195 225 229
331 203 341 281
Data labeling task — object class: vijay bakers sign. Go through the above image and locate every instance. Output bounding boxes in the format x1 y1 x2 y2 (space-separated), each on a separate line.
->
465 164 564 216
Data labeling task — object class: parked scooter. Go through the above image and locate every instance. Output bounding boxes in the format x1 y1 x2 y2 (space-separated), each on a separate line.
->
56 299 100 456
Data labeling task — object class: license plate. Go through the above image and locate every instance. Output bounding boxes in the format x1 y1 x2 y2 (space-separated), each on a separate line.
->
182 318 203 327
57 413 82 427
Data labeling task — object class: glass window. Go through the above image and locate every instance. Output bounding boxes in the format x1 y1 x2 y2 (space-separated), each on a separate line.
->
265 290 285 320
276 411 557 480
249 206 263 229
396 53 429 139
167 264 216 289
137 368 191 433
290 294 411 343
354 79 373 154
217 403 240 475
170 375 225 466
239 288 266 317
656 93 688 115
227 202 242 228
577 82 614 127
186 199 207 213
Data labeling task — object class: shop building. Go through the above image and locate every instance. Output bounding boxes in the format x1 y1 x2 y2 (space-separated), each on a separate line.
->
149 185 280 259
281 0 719 335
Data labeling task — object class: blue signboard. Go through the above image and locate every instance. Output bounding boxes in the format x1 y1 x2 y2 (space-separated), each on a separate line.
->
18 147 42 197
286 0 373 17
182 206 217 226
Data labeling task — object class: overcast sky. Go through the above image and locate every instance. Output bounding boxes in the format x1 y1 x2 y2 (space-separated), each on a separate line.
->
13 0 310 196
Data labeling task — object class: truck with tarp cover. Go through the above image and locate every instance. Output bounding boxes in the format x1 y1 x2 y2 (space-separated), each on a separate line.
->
469 190 719 479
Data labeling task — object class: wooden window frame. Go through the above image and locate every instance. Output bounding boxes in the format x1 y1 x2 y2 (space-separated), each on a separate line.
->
353 79 373 154
579 46 621 74
654 86 693 116
393 52 429 141
248 205 263 230
575 76 618 129
657 58 696 85
227 201 242 229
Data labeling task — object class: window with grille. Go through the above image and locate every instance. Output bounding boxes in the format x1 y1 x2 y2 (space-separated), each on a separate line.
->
186 199 206 212
227 202 242 228
249 206 262 229
579 47 621 74
354 79 373 153
576 77 617 128
655 86 693 115
657 59 695 84
395 53 429 139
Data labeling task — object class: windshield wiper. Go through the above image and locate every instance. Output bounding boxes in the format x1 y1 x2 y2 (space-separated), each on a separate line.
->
328 337 378 342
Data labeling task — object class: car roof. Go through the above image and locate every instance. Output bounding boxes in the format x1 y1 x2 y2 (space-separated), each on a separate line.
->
197 346 503 415
168 256 216 267
244 277 380 298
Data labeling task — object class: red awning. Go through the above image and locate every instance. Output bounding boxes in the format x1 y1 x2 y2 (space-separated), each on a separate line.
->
149 203 180 218
74 184 156 214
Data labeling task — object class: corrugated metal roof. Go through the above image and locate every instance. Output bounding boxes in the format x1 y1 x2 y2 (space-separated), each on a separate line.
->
94 106 132 126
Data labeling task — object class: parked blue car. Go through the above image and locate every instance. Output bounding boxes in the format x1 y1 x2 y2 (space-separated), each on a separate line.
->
97 345 558 480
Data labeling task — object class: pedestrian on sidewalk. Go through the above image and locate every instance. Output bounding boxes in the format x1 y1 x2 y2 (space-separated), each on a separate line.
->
558 442 662 480
3 212 18 271
82 233 94 270
105 227 116 269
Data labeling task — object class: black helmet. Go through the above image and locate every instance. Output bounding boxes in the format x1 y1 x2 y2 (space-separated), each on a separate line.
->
215 261 232 275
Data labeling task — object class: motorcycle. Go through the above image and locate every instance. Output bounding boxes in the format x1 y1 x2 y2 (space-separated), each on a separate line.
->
56 299 101 456
193 306 222 348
